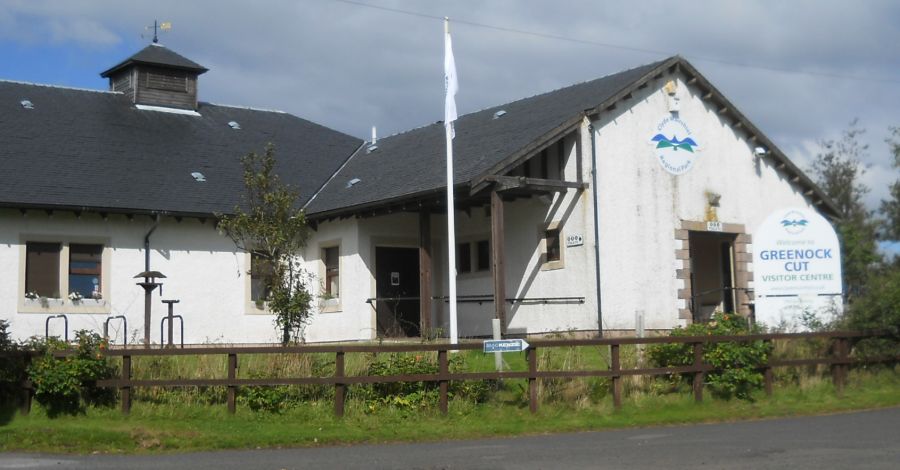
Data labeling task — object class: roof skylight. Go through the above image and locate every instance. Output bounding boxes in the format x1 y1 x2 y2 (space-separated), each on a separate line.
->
191 172 207 182
227 121 241 130
493 110 507 119
346 178 361 188
20 99 34 110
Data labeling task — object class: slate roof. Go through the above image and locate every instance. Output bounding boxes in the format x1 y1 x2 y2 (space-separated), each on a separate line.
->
304 59 668 216
0 54 838 220
100 44 209 77
305 56 840 219
0 81 362 216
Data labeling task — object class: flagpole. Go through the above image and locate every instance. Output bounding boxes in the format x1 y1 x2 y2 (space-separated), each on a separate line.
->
444 17 459 345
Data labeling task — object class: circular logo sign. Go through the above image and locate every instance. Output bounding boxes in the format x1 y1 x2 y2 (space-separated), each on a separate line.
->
780 210 809 235
651 116 700 175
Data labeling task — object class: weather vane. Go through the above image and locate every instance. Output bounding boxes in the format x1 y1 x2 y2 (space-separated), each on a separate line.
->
142 20 172 44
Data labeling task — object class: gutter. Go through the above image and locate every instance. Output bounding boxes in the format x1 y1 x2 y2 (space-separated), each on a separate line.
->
588 122 603 336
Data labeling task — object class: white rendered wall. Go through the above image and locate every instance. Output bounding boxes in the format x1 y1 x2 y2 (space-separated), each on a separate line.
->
0 210 379 344
0 212 282 344
592 73 821 331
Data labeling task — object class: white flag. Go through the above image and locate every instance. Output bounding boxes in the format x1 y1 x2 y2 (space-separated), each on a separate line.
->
444 27 458 139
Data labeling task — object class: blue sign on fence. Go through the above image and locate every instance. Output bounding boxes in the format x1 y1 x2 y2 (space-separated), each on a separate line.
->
483 339 530 353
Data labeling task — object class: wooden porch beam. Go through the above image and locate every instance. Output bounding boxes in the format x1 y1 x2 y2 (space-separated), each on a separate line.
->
477 175 588 195
419 209 432 335
491 190 507 335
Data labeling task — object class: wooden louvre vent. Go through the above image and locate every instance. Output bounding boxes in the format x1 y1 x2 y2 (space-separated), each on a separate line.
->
146 71 187 92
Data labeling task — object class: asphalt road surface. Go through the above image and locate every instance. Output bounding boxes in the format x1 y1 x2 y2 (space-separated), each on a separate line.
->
3 407 899 469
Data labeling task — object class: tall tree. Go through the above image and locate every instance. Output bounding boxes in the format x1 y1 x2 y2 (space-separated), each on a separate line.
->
218 144 313 344
809 121 880 301
880 126 900 241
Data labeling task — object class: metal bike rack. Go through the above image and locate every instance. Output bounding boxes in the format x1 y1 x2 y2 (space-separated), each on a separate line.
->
160 299 183 348
45 314 68 342
103 315 128 346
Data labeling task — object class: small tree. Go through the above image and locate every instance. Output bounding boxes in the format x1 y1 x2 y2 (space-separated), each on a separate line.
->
218 144 313 344
809 121 880 301
880 127 900 242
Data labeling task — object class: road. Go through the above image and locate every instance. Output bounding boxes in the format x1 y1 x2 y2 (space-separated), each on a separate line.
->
2 407 899 469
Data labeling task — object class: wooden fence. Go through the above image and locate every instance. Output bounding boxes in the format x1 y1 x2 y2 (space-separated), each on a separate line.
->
9 331 898 417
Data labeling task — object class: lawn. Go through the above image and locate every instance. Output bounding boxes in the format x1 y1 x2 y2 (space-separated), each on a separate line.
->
2 367 898 454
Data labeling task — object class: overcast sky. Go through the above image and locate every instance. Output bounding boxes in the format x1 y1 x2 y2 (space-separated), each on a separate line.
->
1 0 897 212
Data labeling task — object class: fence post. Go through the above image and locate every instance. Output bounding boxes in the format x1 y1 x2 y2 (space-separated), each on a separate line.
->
121 355 132 414
438 349 449 415
227 353 237 414
527 346 538 414
610 344 622 410
692 342 704 403
832 337 848 394
763 339 773 397
20 353 32 415
334 351 345 418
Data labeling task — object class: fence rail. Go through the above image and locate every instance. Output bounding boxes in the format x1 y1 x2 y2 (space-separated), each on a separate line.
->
6 330 898 417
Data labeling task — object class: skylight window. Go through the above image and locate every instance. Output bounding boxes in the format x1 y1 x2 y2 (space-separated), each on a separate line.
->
20 100 34 110
346 178 361 188
191 172 207 182
493 110 507 119
227 121 241 130
366 144 378 154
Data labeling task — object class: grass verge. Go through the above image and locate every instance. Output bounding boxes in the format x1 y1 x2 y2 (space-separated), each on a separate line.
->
1 368 898 454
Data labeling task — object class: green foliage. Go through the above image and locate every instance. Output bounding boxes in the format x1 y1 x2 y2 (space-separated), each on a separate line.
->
27 330 117 416
880 127 900 241
0 320 25 407
808 121 880 300
358 353 494 412
238 358 333 413
844 266 900 358
648 312 772 400
217 144 313 343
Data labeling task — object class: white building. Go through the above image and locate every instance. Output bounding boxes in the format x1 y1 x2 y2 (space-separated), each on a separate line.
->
0 45 838 344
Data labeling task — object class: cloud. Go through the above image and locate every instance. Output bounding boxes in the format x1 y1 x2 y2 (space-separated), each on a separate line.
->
0 0 897 209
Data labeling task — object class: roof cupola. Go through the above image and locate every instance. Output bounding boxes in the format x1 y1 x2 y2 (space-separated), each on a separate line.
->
100 44 208 110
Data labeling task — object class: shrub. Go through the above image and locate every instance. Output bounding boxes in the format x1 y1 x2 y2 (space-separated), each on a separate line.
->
844 267 900 358
27 330 117 416
648 312 771 400
357 353 495 412
0 320 25 408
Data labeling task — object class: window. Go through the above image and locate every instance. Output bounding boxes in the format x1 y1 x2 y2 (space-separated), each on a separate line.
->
69 244 102 299
20 240 109 313
250 252 273 303
476 240 491 272
324 246 340 299
545 228 561 263
457 242 472 273
25 242 60 298
457 239 490 275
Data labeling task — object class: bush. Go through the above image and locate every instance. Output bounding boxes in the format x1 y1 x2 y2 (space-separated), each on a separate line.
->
648 312 771 400
0 320 25 408
27 330 117 416
358 353 495 412
843 267 900 358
